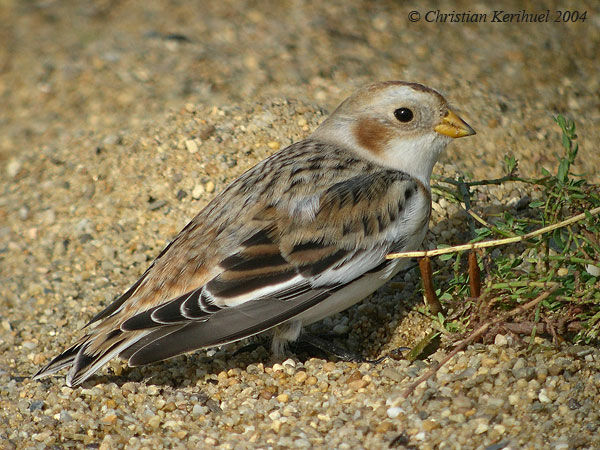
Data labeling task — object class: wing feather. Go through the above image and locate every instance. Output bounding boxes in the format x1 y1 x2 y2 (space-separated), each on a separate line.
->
119 172 420 346
127 289 335 366
115 170 423 351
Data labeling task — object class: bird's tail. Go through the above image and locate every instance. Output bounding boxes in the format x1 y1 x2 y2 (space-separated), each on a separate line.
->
32 340 84 382
32 327 151 387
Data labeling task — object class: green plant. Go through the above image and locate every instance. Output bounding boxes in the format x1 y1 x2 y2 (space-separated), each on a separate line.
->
399 115 600 347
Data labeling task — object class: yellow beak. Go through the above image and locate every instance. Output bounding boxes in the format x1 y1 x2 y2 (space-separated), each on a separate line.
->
434 110 476 138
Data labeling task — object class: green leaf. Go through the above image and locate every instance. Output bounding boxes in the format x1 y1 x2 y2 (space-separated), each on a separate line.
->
529 200 545 208
475 227 492 236
439 292 453 301
406 331 440 362
562 133 571 150
557 158 569 183
552 229 567 252
503 154 517 174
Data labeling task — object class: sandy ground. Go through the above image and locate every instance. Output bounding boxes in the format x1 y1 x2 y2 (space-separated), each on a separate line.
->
1 0 599 448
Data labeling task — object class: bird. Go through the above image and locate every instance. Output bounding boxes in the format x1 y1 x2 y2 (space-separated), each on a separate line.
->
33 81 475 387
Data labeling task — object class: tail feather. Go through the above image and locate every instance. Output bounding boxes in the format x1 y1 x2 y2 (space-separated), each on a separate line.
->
33 330 152 387
66 331 150 387
118 325 181 361
32 340 85 381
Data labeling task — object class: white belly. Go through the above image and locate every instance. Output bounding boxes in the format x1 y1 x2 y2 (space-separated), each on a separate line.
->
294 257 410 325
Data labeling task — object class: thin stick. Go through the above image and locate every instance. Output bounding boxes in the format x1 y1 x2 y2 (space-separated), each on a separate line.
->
397 286 558 401
435 174 546 188
503 320 582 334
387 206 600 260
489 280 559 290
466 209 492 229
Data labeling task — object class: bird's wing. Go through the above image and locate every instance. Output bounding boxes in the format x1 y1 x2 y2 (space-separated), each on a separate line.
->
119 169 428 366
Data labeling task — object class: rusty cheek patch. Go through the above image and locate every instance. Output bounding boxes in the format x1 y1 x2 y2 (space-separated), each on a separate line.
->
353 118 394 155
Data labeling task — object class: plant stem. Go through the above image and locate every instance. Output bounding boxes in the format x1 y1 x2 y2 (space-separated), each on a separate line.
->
387 206 600 260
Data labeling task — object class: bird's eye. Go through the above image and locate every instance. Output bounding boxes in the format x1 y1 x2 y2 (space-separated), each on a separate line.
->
394 107 414 123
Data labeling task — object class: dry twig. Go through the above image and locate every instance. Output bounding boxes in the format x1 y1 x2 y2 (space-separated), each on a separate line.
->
468 250 481 298
387 206 600 260
398 286 558 400
418 257 444 315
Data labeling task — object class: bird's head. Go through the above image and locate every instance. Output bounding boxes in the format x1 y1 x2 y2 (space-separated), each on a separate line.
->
312 81 475 186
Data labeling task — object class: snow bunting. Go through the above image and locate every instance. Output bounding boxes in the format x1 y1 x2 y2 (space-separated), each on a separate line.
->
34 81 475 386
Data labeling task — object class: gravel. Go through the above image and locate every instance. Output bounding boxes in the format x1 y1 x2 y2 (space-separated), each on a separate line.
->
1 0 599 448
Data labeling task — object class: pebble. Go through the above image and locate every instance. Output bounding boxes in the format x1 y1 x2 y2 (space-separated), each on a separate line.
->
148 199 167 210
332 323 349 335
508 394 520 406
271 419 282 432
586 264 600 276
382 368 404 383
422 419 440 431
386 407 403 419
305 376 318 385
192 404 208 417
375 421 393 433
6 158 22 178
29 401 43 412
147 415 161 429
294 371 308 384
539 390 551 403
185 139 198 153
192 184 205 199
101 413 118 425
18 206 30 220
198 124 216 140
282 358 295 367
147 385 160 396
348 379 368 390
474 422 489 434
494 334 508 346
